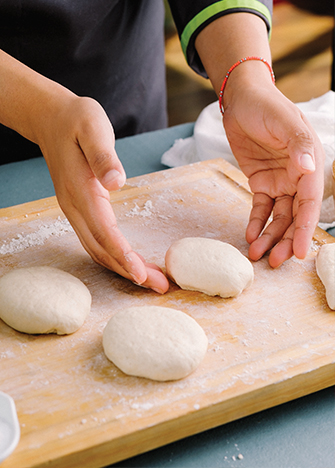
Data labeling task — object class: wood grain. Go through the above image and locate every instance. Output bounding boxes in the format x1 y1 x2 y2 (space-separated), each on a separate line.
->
0 159 334 468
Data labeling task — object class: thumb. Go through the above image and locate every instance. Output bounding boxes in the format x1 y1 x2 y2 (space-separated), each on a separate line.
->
286 120 316 175
90 148 127 192
77 98 126 191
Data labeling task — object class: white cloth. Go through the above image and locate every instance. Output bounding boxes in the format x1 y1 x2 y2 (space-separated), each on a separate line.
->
162 91 335 227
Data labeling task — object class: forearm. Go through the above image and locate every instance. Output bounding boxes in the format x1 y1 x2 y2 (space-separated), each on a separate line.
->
194 13 273 102
0 49 76 146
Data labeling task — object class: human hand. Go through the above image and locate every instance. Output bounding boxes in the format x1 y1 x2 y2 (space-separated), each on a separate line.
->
0 51 168 291
222 83 324 267
37 95 169 293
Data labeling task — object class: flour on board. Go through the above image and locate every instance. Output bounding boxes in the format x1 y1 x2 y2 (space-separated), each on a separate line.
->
0 217 73 255
125 200 154 218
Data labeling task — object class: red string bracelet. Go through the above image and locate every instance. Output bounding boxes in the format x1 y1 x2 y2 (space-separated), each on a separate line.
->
218 56 275 116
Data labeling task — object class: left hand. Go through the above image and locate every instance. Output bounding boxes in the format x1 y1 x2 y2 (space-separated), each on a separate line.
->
222 83 325 267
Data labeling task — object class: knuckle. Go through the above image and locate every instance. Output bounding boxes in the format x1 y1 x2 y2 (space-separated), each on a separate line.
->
290 124 315 148
91 151 113 174
91 250 113 270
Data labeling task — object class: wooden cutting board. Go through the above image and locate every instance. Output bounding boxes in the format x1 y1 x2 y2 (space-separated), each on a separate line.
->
0 159 334 468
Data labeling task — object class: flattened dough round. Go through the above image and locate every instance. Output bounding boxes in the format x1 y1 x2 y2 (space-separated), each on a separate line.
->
316 243 335 310
103 306 208 381
165 237 254 298
0 266 91 335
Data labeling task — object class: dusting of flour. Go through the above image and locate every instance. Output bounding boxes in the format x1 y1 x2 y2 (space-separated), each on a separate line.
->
0 217 73 255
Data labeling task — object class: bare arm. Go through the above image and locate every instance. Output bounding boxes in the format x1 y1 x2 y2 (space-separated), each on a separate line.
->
0 49 169 293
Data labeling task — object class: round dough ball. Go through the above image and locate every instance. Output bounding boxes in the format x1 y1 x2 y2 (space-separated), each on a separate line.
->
103 306 208 381
0 266 91 335
165 237 253 298
316 243 335 310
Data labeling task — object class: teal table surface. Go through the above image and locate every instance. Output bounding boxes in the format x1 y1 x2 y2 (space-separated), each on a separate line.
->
0 123 334 468
0 123 194 209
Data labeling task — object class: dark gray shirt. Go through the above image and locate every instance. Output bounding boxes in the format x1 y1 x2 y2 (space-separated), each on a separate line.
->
0 0 272 163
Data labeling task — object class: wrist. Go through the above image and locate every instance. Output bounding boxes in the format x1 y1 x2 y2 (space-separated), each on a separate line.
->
0 50 77 146
220 58 275 112
27 82 77 147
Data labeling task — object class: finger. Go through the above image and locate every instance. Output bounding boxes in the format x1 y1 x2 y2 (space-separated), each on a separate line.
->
135 253 164 273
70 205 148 284
52 140 132 276
246 191 296 265
248 194 294 261
68 183 170 293
267 176 322 267
130 252 169 293
292 131 324 258
246 192 274 244
76 216 170 293
139 265 170 294
292 213 318 260
268 223 295 268
292 185 322 260
59 164 148 284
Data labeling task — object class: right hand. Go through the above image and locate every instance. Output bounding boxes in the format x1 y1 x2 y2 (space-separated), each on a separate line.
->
0 50 168 292
37 95 169 294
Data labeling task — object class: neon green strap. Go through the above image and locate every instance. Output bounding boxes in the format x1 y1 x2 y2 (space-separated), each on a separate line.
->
180 0 272 59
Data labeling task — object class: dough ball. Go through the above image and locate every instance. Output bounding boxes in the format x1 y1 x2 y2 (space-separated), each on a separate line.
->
0 266 91 334
103 306 208 381
165 237 253 298
316 243 335 310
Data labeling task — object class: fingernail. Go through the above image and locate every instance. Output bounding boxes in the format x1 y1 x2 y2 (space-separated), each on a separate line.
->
133 282 149 289
300 153 315 172
132 283 164 294
103 169 125 188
